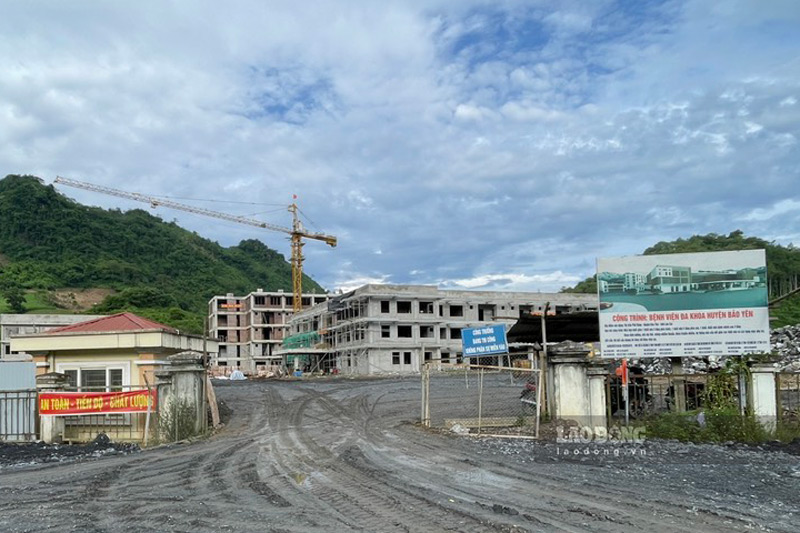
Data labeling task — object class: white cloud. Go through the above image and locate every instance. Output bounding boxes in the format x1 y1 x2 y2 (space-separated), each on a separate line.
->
1 1 799 295
333 275 392 293
441 272 582 292
741 199 800 222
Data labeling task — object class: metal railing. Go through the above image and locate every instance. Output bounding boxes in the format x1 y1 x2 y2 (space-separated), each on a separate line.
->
606 373 735 419
0 390 37 442
60 385 158 444
777 373 800 426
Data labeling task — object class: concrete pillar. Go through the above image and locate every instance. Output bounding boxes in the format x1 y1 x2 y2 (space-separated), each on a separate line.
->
35 372 70 444
549 342 596 428
671 358 687 412
749 363 778 432
586 364 608 429
155 351 207 442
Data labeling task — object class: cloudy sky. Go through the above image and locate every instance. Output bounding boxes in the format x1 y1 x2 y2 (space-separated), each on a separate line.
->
2 1 799 293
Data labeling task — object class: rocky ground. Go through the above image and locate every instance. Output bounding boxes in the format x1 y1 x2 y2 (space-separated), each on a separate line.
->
1 377 799 532
0 434 139 469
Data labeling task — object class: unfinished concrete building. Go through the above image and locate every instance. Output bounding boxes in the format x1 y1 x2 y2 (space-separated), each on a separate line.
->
282 284 598 375
208 289 329 372
1 314 104 359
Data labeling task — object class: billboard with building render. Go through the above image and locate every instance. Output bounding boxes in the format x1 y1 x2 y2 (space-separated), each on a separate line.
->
597 249 770 359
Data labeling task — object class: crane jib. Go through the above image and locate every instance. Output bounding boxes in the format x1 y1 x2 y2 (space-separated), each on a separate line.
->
54 175 337 313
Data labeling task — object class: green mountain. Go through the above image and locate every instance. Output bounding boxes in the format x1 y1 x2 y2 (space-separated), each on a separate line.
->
0 174 326 332
561 231 800 327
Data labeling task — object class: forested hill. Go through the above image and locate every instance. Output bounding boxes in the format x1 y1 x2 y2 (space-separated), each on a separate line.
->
560 230 800 327
0 174 325 331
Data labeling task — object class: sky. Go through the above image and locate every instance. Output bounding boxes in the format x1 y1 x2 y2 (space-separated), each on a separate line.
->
1 1 799 294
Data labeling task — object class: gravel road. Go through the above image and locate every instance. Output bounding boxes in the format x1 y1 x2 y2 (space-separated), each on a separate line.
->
1 376 799 532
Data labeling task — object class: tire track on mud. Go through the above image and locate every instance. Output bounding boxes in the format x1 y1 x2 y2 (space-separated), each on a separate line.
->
263 386 528 532
1 378 795 532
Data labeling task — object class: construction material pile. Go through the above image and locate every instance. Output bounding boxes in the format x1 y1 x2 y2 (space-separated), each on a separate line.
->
626 323 800 374
773 324 800 372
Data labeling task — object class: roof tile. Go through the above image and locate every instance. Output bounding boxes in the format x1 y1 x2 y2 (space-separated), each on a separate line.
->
46 312 177 334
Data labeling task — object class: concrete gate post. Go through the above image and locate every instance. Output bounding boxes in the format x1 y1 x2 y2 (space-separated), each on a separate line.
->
36 372 70 443
586 363 608 429
155 351 207 442
749 363 778 432
549 342 597 428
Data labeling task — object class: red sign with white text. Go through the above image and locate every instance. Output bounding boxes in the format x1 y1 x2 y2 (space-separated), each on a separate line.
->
39 390 157 416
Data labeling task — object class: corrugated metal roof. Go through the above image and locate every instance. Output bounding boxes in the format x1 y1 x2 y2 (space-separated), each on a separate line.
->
45 312 177 334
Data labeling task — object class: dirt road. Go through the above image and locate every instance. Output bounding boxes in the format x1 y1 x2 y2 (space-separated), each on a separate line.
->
1 377 798 532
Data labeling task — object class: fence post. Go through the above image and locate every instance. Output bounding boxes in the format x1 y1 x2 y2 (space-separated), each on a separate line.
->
477 369 484 434
670 358 687 412
35 372 69 444
749 363 778 432
420 363 431 427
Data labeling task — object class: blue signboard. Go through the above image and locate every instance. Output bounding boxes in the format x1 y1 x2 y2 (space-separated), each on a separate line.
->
461 324 508 357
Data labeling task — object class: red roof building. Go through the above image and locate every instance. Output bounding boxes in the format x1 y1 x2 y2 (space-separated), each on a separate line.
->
46 312 178 335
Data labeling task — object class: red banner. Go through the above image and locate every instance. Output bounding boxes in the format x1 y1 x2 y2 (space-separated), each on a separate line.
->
39 389 157 415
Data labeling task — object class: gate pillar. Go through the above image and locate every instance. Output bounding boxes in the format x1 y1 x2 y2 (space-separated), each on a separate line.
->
36 372 70 444
549 342 606 428
749 363 778 432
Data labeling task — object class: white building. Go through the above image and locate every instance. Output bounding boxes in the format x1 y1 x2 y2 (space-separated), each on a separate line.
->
283 284 598 375
647 265 692 293
623 272 646 293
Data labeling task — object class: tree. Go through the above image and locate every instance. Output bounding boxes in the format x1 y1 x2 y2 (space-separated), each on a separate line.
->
0 280 26 313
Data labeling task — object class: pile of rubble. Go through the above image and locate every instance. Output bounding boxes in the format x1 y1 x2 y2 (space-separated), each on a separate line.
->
773 324 800 372
628 323 800 374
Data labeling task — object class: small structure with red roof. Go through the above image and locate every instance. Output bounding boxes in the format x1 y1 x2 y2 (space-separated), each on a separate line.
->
10 312 215 389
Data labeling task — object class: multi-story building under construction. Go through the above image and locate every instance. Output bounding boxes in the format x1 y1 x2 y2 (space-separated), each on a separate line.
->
282 284 598 375
208 289 329 372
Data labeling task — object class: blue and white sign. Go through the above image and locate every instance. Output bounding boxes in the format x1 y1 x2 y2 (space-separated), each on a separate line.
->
461 324 508 357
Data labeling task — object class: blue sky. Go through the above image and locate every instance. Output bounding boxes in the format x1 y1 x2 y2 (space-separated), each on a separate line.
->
2 1 799 293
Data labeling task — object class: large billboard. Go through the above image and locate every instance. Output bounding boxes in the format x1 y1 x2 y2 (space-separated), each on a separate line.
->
597 249 770 359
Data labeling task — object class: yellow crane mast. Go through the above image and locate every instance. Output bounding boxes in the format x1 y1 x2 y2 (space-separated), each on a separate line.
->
54 176 337 312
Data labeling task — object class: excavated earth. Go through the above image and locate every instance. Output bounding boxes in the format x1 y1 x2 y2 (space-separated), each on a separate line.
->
1 377 799 532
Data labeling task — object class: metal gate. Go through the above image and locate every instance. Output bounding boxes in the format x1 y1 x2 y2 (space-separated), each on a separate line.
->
0 389 38 442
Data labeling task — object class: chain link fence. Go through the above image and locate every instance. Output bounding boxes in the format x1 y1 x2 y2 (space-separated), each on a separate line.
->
421 362 542 438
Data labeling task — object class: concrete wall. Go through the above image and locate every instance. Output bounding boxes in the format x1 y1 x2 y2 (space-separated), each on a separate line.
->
0 355 35 390
286 284 598 375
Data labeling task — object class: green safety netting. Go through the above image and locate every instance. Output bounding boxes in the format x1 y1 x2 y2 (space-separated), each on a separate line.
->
282 332 320 349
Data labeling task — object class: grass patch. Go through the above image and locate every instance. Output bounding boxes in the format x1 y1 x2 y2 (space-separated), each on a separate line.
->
770 292 800 328
0 290 74 314
644 408 772 444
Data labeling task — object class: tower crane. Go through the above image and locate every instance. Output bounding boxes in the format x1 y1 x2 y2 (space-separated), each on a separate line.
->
53 176 337 312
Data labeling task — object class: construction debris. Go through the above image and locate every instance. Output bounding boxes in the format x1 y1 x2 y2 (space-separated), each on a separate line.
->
624 323 800 374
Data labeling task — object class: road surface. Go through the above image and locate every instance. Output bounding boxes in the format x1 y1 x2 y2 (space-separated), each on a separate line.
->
1 377 798 532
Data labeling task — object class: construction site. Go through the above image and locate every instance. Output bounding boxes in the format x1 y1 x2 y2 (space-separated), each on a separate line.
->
2 179 800 533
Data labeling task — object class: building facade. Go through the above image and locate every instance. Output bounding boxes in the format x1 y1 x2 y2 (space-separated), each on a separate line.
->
283 284 598 375
1 314 104 359
647 265 692 293
208 289 329 372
